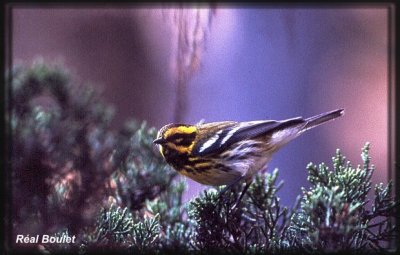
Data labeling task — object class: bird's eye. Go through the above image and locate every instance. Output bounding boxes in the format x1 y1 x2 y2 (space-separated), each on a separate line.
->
174 137 183 143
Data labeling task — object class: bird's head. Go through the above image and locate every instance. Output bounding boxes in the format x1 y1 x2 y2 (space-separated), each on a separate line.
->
153 124 198 157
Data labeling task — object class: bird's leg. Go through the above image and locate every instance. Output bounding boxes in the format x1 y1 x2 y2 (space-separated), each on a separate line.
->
218 175 244 199
231 180 252 210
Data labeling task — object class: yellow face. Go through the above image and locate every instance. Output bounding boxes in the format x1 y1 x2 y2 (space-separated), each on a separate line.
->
154 124 197 157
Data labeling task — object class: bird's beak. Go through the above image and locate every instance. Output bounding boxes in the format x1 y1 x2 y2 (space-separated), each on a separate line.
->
153 138 166 144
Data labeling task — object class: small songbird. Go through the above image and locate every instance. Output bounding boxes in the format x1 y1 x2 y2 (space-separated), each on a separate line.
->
154 109 344 197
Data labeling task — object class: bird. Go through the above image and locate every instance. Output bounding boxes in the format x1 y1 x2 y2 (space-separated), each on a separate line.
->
153 108 344 201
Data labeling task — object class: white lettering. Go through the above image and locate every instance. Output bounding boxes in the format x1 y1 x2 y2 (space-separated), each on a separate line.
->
42 235 49 243
15 234 77 244
16 235 23 243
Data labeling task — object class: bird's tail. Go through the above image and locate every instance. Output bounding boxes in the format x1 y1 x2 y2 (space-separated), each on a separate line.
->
302 108 345 131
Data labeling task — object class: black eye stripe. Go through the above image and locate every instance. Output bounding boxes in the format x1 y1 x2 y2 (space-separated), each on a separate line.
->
174 138 194 146
167 132 196 142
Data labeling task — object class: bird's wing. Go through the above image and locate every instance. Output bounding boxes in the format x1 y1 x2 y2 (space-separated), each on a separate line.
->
192 118 305 156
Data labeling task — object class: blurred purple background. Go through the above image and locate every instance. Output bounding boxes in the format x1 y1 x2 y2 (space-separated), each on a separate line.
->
12 6 389 206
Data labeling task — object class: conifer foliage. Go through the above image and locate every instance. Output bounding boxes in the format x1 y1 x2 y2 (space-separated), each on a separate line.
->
9 62 398 254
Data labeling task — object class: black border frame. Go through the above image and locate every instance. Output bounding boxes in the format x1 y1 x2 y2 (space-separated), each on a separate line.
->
1 1 398 254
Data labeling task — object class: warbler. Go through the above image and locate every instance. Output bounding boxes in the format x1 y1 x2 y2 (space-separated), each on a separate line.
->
154 109 344 194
